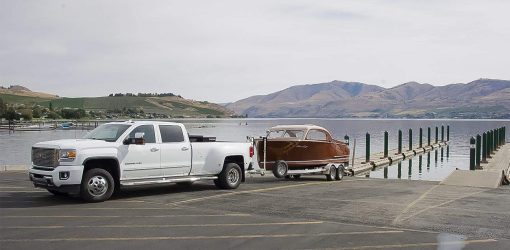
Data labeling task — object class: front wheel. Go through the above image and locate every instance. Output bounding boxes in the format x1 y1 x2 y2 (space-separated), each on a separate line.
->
215 163 242 189
80 168 115 203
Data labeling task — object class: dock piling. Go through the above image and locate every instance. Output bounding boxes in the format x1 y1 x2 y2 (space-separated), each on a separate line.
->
447 125 450 141
409 128 413 151
441 125 444 142
428 127 431 146
488 130 493 157
481 132 488 163
476 134 481 168
469 137 476 170
398 130 402 154
365 132 370 163
383 131 388 158
419 128 423 148
435 126 438 144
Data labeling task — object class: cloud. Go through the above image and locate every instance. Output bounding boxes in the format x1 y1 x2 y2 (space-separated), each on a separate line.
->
0 0 509 102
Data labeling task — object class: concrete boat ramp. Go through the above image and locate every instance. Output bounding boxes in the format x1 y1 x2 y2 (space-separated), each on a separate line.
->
442 144 510 188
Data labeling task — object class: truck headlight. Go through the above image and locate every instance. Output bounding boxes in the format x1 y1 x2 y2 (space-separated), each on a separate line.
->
59 149 76 162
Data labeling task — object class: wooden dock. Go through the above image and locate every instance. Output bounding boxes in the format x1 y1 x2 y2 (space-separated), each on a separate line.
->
346 142 448 176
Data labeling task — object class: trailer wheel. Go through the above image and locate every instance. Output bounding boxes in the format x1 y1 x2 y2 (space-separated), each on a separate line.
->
80 168 114 203
326 165 336 181
215 163 242 189
273 161 288 178
335 165 345 181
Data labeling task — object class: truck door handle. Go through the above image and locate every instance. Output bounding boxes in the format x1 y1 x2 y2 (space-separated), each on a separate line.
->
150 148 159 152
181 147 189 151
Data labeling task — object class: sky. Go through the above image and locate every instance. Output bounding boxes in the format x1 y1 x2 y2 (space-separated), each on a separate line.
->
1 0 509 103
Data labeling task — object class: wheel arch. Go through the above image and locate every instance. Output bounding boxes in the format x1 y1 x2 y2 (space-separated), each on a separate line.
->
82 157 121 188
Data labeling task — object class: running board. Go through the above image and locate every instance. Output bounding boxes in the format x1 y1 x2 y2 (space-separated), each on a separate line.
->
121 176 218 186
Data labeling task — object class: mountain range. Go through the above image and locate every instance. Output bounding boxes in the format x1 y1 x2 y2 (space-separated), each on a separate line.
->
226 79 510 119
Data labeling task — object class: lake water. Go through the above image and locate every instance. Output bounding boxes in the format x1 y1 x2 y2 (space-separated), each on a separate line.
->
1 119 508 181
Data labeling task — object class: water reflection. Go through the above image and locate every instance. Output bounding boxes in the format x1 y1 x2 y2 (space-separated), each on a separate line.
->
419 155 422 174
408 159 412 179
397 161 402 179
427 152 430 171
441 147 444 162
371 146 453 181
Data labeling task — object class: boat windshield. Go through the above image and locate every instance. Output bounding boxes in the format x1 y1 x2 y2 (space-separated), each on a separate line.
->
83 124 131 142
267 129 305 139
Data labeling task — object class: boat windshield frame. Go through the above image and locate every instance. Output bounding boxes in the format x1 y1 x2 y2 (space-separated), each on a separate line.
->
267 129 306 140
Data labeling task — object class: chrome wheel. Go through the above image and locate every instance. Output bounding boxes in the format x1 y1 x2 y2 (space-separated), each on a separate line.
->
326 166 336 181
216 163 242 189
277 162 287 176
330 167 336 179
227 168 240 185
87 175 108 197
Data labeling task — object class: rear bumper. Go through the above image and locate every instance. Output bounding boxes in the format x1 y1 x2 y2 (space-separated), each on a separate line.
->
29 165 84 194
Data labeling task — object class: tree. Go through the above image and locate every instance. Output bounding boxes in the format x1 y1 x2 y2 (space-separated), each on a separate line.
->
5 107 19 121
0 97 6 117
32 106 42 118
46 111 60 119
49 102 54 111
61 108 87 119
20 109 33 120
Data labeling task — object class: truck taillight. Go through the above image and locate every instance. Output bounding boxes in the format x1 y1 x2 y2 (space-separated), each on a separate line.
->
249 146 254 157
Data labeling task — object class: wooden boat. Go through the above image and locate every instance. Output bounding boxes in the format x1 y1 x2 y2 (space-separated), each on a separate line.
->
254 125 349 180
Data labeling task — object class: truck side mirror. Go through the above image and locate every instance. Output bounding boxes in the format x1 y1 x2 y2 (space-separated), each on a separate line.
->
123 132 145 145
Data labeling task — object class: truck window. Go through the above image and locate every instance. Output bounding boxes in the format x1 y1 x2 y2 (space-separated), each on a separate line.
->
159 125 185 143
129 125 156 143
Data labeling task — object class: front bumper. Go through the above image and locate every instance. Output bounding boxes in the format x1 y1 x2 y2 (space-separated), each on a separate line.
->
29 165 84 194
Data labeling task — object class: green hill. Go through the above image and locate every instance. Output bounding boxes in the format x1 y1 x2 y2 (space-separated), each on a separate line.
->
0 93 233 118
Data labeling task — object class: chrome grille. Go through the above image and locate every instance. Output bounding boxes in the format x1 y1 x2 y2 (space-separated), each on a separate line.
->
32 147 59 169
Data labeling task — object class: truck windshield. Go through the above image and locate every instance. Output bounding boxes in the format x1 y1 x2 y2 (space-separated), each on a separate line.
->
83 124 131 142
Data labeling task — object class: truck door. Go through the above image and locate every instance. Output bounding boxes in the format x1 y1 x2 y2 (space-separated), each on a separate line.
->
158 124 192 176
119 124 162 179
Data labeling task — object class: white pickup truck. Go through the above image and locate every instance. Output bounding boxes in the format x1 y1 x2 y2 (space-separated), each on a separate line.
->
29 121 254 202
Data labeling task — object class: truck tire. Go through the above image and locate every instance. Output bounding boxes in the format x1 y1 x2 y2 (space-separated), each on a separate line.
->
273 160 288 178
80 168 115 202
215 163 242 189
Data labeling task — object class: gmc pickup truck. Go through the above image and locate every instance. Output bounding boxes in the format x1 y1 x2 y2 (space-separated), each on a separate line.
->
29 121 254 202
